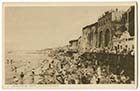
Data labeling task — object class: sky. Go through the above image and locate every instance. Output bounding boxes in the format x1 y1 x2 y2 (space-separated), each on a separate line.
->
5 5 130 51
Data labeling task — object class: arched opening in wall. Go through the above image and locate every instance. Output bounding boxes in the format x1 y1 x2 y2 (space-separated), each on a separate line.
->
99 31 103 47
105 29 110 47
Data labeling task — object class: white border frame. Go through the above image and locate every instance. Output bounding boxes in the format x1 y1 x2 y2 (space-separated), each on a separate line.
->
2 2 138 89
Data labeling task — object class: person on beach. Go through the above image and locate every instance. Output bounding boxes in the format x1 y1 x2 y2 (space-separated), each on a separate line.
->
13 76 19 84
31 71 35 84
20 72 24 84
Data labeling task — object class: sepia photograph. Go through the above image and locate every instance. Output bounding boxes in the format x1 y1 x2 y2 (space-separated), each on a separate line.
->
2 2 137 88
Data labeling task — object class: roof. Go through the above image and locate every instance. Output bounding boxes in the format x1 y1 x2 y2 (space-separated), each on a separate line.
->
83 22 98 30
69 39 78 43
98 11 112 21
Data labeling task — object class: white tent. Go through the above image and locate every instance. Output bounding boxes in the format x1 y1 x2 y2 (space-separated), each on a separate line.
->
120 31 131 39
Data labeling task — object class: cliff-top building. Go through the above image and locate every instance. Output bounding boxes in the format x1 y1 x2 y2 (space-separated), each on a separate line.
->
79 22 98 53
69 6 135 53
69 39 78 50
97 9 124 48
